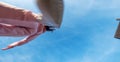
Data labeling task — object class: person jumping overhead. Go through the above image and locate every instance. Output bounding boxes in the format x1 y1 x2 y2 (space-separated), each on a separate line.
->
0 0 64 50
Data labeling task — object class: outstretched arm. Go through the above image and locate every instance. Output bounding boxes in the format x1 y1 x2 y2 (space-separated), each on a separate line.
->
2 33 40 50
2 24 46 50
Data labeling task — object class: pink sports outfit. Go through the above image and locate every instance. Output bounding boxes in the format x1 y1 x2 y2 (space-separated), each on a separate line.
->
0 2 46 50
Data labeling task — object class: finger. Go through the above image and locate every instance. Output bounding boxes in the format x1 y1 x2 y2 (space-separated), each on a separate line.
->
2 42 19 50
2 40 27 50
2 45 15 50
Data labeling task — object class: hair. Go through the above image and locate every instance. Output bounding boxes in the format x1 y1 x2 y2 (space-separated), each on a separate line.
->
45 26 55 32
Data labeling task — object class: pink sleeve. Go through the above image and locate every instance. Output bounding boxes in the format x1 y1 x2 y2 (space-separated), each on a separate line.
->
9 24 46 46
0 23 36 36
0 2 37 21
0 2 40 36
0 2 46 50
0 18 38 29
0 2 25 20
24 24 46 41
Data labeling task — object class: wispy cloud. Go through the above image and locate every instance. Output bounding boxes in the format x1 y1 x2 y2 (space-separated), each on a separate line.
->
64 0 94 16
0 54 33 62
92 0 120 10
80 27 120 62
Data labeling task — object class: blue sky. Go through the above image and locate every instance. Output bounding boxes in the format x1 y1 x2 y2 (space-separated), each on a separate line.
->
0 0 120 62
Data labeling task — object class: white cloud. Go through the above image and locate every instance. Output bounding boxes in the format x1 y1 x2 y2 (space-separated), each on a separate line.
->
79 27 120 62
64 0 120 18
92 0 120 10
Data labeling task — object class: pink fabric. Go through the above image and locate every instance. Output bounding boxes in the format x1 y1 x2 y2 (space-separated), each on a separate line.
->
0 2 46 50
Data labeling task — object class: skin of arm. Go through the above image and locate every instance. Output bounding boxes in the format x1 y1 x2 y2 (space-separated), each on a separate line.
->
2 33 41 50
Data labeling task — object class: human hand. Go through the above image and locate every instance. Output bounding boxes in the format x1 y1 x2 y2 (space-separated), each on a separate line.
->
2 42 19 50
2 40 27 50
